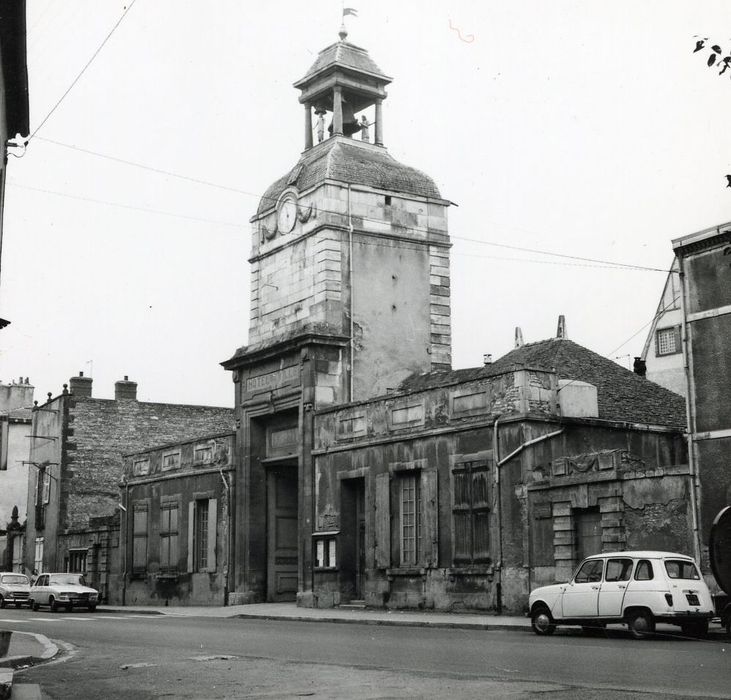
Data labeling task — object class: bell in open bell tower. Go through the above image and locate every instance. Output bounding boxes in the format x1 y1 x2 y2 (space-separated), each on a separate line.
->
294 25 392 148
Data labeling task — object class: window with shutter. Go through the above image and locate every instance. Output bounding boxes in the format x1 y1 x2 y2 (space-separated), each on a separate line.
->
132 504 148 574
160 503 179 573
452 461 490 564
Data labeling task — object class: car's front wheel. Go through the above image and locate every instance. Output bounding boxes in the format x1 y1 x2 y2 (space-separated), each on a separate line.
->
0 595 5 609
49 596 59 613
531 606 556 635
626 609 655 639
31 599 39 611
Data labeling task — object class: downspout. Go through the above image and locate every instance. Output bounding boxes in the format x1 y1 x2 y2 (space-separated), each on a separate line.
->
122 480 129 606
493 417 565 613
347 184 354 401
678 264 702 564
219 467 232 606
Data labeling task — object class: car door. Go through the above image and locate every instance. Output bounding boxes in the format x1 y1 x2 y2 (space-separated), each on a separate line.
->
35 575 49 604
598 557 633 616
561 558 604 618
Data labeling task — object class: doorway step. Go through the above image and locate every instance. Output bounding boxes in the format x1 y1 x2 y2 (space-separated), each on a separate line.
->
338 599 366 609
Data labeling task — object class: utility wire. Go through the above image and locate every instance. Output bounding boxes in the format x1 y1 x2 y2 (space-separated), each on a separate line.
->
7 181 243 229
33 136 668 274
28 0 138 141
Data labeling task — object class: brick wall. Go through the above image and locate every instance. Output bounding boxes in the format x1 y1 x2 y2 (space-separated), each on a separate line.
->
63 398 234 531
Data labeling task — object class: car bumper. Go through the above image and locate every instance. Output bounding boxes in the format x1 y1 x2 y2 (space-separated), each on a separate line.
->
655 611 714 623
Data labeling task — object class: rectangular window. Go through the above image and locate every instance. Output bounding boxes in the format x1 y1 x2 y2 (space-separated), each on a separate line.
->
392 405 423 426
132 504 148 574
399 474 422 565
188 498 217 574
194 445 213 464
656 326 681 356
67 550 87 573
132 458 150 476
452 461 490 564
0 419 8 471
161 451 180 471
195 500 209 571
160 503 179 573
34 537 44 574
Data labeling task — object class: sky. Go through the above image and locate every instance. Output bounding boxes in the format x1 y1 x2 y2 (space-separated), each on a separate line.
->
1 0 731 407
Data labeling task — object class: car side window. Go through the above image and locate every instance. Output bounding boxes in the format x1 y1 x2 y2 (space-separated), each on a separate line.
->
605 558 633 582
574 559 604 583
634 560 654 581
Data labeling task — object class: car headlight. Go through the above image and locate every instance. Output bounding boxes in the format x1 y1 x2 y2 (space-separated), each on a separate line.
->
58 591 72 599
90 593 98 600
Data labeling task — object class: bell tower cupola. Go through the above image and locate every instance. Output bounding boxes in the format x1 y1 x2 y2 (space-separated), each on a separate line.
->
294 30 392 148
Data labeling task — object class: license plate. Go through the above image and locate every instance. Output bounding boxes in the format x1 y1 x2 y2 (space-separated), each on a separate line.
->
686 594 700 606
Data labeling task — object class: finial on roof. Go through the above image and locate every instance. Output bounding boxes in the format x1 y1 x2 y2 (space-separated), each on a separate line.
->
556 315 568 339
338 22 348 41
515 326 524 348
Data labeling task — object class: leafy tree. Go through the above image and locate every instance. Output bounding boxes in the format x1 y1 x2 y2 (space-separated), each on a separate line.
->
693 38 731 187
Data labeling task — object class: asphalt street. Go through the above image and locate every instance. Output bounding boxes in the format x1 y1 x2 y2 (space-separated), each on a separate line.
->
1 609 729 699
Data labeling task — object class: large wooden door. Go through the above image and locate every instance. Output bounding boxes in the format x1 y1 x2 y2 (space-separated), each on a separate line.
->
267 468 298 602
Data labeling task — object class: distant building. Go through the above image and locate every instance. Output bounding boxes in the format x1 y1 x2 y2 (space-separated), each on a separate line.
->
640 258 685 397
24 373 233 603
672 222 731 571
121 432 235 606
0 378 33 572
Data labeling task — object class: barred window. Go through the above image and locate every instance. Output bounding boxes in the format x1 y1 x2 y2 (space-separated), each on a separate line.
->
656 326 681 356
132 504 148 574
399 473 422 565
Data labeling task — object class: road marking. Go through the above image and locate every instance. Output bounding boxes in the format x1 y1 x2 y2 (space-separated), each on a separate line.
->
63 617 93 621
28 617 59 622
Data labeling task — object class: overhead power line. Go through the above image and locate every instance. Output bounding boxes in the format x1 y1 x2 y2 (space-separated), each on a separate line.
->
28 0 138 141
33 137 668 275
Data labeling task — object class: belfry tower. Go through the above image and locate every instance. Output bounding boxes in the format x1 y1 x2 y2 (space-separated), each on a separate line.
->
223 27 451 604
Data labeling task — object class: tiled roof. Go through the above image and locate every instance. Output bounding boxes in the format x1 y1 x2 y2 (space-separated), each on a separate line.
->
399 338 687 428
296 41 390 85
257 138 441 214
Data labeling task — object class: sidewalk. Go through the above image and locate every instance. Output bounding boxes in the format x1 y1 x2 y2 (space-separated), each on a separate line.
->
0 631 57 669
98 602 533 630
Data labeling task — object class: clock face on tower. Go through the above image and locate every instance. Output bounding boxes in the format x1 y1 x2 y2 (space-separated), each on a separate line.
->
277 195 297 234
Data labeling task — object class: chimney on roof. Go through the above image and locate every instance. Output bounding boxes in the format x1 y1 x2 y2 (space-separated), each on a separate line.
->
483 353 493 366
115 375 137 400
633 357 647 377
515 327 524 348
556 315 568 339
69 371 93 398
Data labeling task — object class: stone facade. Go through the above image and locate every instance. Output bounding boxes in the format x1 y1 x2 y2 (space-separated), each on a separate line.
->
306 365 689 613
122 433 234 606
24 374 234 603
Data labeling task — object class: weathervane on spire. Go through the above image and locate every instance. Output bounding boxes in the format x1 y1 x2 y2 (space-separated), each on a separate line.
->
339 5 357 41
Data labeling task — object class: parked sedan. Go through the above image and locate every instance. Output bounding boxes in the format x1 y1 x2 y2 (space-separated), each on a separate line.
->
0 572 31 608
30 573 99 612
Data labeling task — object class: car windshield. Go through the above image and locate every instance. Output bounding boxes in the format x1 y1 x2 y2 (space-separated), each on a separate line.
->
664 560 700 580
0 574 29 585
48 574 86 586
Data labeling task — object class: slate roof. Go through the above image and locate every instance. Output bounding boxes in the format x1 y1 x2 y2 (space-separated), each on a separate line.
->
295 41 391 86
398 338 687 428
257 138 442 214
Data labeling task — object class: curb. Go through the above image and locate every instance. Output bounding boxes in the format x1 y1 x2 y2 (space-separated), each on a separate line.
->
0 632 58 669
231 613 532 632
97 608 164 615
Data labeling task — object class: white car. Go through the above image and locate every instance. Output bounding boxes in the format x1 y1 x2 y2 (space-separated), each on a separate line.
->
529 551 714 639
0 572 31 608
30 573 99 612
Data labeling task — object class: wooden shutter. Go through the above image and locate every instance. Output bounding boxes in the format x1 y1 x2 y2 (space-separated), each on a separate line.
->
0 420 8 471
472 467 490 562
673 325 682 354
374 473 391 569
187 501 195 573
452 466 471 563
421 470 438 567
206 498 217 572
